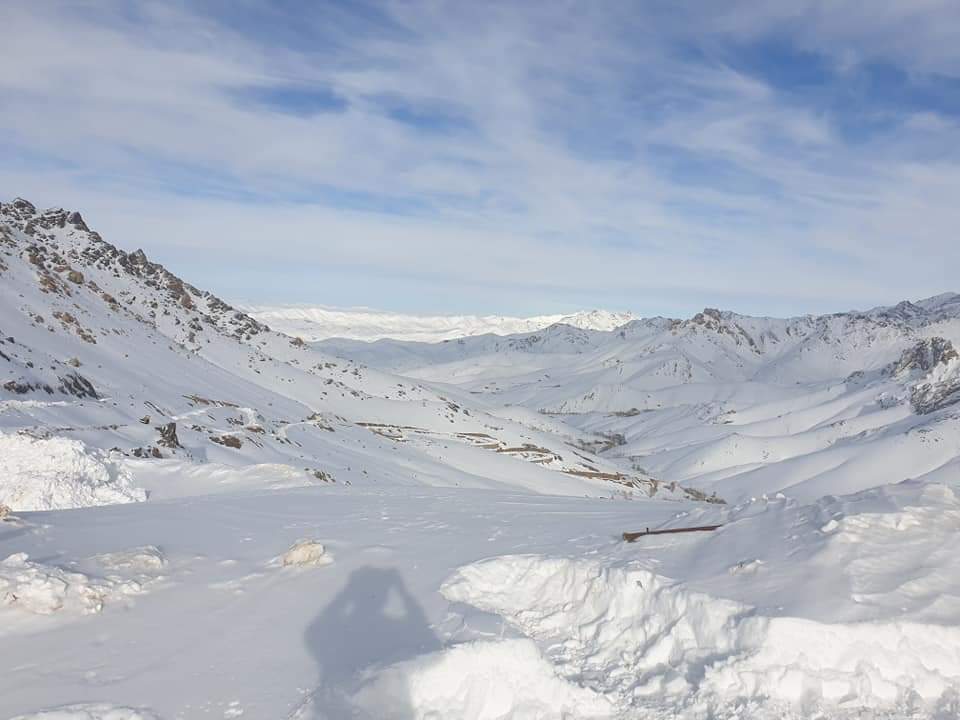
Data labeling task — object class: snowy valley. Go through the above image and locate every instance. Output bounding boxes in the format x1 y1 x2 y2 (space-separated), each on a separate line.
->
2 199 960 720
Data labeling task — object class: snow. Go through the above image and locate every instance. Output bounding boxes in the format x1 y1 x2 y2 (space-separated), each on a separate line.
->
0 433 147 511
3 482 959 718
0 552 146 622
442 550 960 711
94 545 167 573
352 639 614 720
245 305 638 343
3 198 960 719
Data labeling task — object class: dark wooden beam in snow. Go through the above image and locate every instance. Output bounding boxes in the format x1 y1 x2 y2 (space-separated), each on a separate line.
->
622 524 722 542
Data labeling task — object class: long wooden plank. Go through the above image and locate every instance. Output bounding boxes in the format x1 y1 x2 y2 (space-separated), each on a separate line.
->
622 524 722 542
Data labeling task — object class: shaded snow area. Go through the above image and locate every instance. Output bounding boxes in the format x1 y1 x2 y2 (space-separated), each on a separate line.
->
0 433 146 511
3 485 959 719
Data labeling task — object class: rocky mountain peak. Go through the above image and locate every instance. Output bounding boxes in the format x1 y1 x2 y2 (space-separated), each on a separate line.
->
890 337 958 377
901 338 960 414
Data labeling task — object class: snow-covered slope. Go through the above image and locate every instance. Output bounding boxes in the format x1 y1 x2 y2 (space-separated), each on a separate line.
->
0 198 685 508
246 305 637 342
320 300 960 505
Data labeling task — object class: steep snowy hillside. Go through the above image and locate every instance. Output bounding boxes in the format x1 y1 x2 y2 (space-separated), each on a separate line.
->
246 305 637 342
320 300 960 504
0 198 686 508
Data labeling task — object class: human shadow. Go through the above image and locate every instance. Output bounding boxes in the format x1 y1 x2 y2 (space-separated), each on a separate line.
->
302 566 440 720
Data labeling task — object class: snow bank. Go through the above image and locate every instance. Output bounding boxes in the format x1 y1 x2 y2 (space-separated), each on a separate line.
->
0 553 142 618
442 553 960 713
10 703 160 720
0 433 146 511
442 555 758 702
353 639 613 720
0 551 159 633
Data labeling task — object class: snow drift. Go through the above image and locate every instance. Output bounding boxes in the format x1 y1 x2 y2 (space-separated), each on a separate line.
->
441 552 960 715
0 552 145 621
0 433 146 511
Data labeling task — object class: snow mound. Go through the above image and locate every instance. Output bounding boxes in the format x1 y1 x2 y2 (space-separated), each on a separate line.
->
10 703 160 720
0 433 147 511
94 546 167 573
352 639 613 720
442 554 960 714
0 553 143 619
277 539 332 568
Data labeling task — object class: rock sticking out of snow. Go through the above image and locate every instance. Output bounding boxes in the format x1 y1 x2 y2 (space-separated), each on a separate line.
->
10 703 160 720
279 539 332 568
0 433 147 511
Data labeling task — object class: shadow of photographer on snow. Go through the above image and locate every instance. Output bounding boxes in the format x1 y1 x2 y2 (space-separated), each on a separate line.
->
299 566 440 720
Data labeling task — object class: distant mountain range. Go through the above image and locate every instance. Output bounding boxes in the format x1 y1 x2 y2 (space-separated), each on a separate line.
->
243 305 639 343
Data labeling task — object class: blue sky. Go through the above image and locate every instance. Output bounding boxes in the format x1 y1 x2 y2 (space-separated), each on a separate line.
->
1 1 959 318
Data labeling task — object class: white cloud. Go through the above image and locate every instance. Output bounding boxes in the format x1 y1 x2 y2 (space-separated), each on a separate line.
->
0 0 958 316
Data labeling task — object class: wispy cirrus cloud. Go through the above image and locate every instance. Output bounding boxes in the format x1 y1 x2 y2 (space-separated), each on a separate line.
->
1 0 958 317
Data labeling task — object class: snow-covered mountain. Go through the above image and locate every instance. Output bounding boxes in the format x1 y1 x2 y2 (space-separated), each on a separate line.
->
4 198 960 720
0 198 685 508
319 298 960 504
245 305 638 342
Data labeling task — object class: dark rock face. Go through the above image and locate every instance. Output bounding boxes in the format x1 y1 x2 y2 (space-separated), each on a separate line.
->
912 371 960 415
157 422 181 448
912 379 960 414
891 338 960 414
58 371 98 399
891 337 959 376
11 198 36 214
4 379 55 395
210 434 242 449
66 211 88 231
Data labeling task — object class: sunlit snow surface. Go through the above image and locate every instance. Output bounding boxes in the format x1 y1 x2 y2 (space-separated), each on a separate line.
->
3 200 960 718
4 483 960 719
